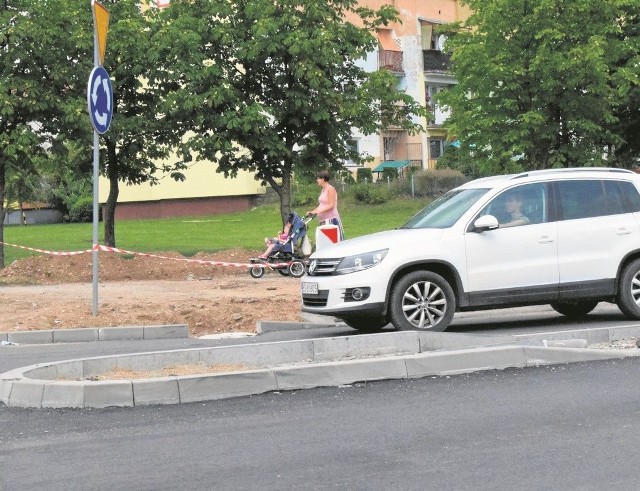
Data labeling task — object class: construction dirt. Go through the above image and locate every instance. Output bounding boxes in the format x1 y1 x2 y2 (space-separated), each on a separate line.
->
0 249 305 337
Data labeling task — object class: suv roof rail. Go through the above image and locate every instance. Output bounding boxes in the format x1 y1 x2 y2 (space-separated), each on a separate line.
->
512 167 634 179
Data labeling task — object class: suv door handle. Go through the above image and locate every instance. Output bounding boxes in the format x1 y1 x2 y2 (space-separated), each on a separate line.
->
617 228 633 235
538 236 555 244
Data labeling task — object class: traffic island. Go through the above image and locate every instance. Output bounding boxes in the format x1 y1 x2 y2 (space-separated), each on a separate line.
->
3 327 640 409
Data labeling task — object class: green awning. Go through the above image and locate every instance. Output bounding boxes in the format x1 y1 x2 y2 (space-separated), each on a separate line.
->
372 160 411 172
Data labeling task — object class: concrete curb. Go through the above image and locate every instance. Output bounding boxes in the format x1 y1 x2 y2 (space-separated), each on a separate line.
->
257 320 343 333
0 324 189 345
2 326 639 409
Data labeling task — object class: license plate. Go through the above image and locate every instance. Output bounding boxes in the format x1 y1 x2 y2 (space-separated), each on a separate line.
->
301 282 319 295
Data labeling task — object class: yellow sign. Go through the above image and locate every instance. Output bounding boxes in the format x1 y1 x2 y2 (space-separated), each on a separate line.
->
92 0 110 65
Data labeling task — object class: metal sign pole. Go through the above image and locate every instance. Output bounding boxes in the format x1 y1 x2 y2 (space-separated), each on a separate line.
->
89 0 110 316
91 5 99 316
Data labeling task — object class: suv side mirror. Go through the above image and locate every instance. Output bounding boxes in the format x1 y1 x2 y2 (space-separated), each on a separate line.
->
473 215 499 232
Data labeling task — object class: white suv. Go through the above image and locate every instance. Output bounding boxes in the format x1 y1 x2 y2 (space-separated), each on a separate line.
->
301 168 640 332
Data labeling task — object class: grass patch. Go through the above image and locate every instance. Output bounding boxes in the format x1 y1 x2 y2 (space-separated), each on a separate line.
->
2 195 428 265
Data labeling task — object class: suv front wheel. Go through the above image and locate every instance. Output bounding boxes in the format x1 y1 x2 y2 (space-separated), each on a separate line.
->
390 271 455 331
617 258 640 319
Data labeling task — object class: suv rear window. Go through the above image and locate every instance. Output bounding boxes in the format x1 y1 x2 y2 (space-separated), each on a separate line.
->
555 179 635 220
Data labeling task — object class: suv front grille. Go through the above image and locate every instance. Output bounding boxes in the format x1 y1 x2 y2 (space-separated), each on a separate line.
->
308 258 341 276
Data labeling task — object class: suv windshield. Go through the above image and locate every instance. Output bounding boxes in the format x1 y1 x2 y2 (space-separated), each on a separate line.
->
402 188 490 229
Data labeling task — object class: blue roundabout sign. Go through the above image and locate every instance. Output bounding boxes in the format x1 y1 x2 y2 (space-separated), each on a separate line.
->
87 66 113 134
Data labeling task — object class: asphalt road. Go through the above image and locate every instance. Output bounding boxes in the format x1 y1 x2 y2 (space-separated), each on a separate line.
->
1 357 639 490
2 302 640 490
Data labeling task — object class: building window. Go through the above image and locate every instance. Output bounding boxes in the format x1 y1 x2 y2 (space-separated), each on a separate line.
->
421 22 446 52
430 139 445 159
344 139 359 166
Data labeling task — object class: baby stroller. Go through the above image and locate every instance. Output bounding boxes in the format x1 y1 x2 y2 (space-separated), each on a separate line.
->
249 212 314 279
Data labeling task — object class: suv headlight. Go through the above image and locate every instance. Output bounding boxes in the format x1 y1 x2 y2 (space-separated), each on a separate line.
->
335 249 388 275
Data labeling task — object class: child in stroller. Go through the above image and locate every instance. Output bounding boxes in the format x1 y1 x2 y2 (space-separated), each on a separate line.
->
249 212 312 279
258 221 293 259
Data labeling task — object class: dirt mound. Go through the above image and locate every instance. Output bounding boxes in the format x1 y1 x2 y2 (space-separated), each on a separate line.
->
0 249 304 337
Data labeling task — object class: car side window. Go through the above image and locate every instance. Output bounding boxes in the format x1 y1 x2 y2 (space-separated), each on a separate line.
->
479 183 547 227
556 180 605 220
620 181 640 212
557 179 634 220
603 180 627 215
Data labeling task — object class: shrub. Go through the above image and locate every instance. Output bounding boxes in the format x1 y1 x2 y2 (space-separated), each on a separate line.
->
381 167 398 182
67 196 93 223
356 167 373 183
291 183 318 208
351 183 391 204
389 168 468 198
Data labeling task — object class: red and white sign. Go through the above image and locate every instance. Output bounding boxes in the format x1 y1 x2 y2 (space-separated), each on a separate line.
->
315 224 340 251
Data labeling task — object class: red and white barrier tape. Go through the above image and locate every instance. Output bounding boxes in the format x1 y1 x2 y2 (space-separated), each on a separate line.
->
0 241 92 256
0 241 289 269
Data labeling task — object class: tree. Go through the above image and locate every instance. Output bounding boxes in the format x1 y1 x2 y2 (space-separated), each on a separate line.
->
153 0 426 224
608 0 640 167
1 0 195 257
89 0 192 247
437 0 639 175
0 0 72 267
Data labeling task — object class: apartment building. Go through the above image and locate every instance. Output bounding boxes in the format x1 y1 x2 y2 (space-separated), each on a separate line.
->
350 0 470 175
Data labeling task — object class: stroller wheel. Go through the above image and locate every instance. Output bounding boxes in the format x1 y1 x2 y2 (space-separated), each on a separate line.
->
289 260 306 278
249 264 265 279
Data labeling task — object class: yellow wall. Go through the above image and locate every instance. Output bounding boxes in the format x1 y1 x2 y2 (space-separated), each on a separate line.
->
98 161 264 203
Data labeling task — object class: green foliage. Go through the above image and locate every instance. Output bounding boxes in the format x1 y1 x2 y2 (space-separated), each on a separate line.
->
0 0 191 262
0 0 84 266
435 145 486 179
356 167 373 183
380 168 467 198
339 169 357 185
67 196 93 223
351 183 391 204
438 0 639 173
290 183 318 208
410 169 468 197
153 0 427 223
381 167 397 181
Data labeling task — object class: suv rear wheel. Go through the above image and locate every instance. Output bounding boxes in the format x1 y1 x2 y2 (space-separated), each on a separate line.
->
390 271 455 331
617 259 640 319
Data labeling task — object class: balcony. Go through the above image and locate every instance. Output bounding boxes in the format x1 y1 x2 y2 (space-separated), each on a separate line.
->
423 50 451 73
379 50 404 74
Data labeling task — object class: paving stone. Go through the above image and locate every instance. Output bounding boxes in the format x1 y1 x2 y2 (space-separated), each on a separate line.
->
133 378 180 406
143 324 189 340
8 330 54 345
53 329 99 343
275 357 408 390
178 370 277 403
83 380 134 408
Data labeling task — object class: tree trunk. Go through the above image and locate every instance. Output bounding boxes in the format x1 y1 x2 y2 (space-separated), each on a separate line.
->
0 159 5 268
104 173 119 247
265 172 293 227
103 141 119 247
279 171 292 224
